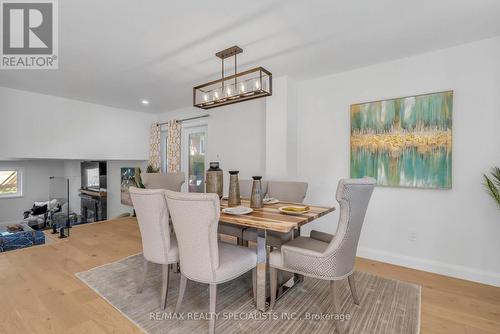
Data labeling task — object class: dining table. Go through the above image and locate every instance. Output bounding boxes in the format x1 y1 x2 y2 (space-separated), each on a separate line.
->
219 198 336 312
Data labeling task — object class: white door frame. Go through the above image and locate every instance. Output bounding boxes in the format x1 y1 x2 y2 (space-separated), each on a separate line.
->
160 129 168 173
181 123 208 192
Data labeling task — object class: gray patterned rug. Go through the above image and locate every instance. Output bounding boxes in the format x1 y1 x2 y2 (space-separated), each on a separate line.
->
76 254 420 334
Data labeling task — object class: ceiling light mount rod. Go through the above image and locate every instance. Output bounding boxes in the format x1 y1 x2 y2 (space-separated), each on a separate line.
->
216 46 242 92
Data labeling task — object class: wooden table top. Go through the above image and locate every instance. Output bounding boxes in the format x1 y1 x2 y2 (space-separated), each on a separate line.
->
219 199 335 233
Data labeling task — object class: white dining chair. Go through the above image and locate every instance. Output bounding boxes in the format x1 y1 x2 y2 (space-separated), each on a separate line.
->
242 180 308 247
266 180 308 203
166 190 257 334
238 179 269 198
268 178 376 334
129 187 179 310
141 172 185 191
218 179 269 244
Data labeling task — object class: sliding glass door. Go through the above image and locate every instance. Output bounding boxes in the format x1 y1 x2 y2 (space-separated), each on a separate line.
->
160 129 168 173
181 125 207 192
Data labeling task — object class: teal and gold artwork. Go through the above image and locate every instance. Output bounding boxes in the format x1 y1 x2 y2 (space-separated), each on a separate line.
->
350 91 453 188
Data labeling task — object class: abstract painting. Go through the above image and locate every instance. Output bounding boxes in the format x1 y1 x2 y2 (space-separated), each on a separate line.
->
120 167 143 206
350 91 452 188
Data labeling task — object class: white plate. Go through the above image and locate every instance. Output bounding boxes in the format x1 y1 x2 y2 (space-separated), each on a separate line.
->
222 206 253 215
263 198 279 205
278 206 310 215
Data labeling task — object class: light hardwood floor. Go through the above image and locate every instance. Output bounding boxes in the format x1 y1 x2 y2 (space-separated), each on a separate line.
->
0 217 499 333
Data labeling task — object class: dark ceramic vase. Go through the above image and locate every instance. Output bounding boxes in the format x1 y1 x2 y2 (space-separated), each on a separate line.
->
228 171 241 207
250 176 263 209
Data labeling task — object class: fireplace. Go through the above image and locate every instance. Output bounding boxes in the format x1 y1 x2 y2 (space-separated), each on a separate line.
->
79 161 107 223
80 192 107 222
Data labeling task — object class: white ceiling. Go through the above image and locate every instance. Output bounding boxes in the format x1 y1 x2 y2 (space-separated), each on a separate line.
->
1 0 500 113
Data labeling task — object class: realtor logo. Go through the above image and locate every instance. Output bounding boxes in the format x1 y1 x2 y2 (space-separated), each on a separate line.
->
1 0 58 69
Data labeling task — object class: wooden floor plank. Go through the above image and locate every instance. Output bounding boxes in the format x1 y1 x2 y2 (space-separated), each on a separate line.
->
0 217 498 333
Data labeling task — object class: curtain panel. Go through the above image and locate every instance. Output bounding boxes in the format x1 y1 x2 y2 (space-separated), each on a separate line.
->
167 120 181 172
149 124 161 171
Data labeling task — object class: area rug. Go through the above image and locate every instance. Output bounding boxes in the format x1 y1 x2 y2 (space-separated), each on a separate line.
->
76 254 420 334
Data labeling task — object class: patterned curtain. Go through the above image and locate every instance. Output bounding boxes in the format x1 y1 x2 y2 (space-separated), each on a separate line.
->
149 124 161 171
167 120 182 172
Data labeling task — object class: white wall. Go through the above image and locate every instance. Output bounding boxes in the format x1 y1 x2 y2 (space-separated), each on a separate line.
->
265 77 289 178
296 37 500 286
0 160 65 221
0 87 152 221
0 87 153 160
266 76 299 179
156 99 266 192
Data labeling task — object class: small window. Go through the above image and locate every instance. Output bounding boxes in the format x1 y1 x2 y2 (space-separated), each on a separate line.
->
0 168 23 198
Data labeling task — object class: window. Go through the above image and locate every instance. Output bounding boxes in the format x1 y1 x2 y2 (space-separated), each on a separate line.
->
86 168 100 188
0 168 23 198
187 131 206 192
181 125 207 193
161 129 169 173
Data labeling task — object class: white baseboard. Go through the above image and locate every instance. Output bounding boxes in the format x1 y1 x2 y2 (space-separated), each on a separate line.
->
357 247 500 287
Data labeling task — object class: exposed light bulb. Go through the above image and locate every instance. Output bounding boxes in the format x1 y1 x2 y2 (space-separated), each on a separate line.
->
240 83 245 92
203 94 208 102
141 99 150 105
214 91 219 99
226 87 231 96
255 80 261 90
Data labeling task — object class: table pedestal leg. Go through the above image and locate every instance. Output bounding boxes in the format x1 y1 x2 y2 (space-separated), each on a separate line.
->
256 228 267 312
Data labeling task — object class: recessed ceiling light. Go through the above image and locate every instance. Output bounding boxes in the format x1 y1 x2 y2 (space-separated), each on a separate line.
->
141 99 150 105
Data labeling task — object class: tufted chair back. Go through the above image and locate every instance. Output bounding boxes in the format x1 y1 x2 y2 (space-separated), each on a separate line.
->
280 178 375 279
129 187 172 264
325 178 376 276
166 191 220 283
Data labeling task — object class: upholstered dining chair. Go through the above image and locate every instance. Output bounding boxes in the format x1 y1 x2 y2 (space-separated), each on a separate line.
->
267 180 308 203
129 187 179 310
218 179 269 244
141 172 185 191
268 178 376 334
165 191 257 334
238 179 269 198
242 180 308 247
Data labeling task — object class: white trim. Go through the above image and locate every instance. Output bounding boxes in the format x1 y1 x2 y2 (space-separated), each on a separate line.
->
0 167 24 199
357 246 500 287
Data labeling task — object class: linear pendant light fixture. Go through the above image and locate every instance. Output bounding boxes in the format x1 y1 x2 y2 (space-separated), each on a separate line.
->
193 46 272 109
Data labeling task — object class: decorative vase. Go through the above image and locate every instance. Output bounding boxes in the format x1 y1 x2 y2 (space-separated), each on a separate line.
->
250 176 263 209
228 170 241 207
206 162 223 198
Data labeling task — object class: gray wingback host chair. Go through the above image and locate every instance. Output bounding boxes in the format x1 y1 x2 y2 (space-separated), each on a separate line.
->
166 191 257 334
268 178 375 334
218 179 269 244
242 180 308 247
129 187 179 310
141 172 185 191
